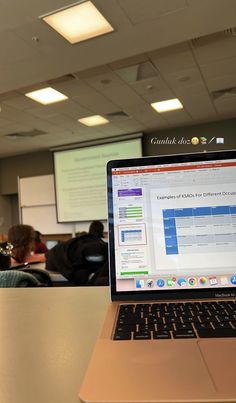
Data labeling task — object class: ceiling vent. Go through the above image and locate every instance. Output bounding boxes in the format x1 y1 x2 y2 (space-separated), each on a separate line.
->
191 27 236 48
211 87 236 100
115 61 158 84
224 27 236 37
48 74 77 85
105 111 130 120
5 129 47 140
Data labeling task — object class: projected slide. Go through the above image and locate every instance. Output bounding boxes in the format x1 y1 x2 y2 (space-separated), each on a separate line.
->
53 138 142 222
163 205 236 255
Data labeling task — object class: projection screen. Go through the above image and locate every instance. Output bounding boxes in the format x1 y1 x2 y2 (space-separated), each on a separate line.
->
53 137 142 222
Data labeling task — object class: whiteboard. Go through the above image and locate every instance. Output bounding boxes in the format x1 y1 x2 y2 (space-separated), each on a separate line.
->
19 174 73 234
20 175 55 206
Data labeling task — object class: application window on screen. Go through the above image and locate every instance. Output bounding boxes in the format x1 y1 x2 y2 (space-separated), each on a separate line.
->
111 160 236 292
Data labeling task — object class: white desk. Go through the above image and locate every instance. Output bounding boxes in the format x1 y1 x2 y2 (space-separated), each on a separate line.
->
0 286 110 403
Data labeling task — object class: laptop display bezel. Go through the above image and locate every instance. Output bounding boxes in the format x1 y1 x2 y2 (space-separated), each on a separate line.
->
107 150 236 301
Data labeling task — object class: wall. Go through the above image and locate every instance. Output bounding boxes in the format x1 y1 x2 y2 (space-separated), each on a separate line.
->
0 195 12 235
0 150 53 195
0 150 53 234
143 118 236 156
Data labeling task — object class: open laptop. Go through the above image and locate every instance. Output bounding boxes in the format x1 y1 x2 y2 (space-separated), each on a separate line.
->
80 150 236 403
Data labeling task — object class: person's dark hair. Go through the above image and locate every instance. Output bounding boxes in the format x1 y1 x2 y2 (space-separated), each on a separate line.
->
8 224 35 263
88 221 104 238
34 230 42 244
0 242 12 270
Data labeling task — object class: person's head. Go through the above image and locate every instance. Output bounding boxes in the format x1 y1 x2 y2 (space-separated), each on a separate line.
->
88 221 104 238
8 224 35 263
34 230 42 244
0 242 12 270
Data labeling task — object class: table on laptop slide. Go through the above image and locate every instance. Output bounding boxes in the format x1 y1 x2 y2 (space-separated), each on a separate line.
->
0 286 109 403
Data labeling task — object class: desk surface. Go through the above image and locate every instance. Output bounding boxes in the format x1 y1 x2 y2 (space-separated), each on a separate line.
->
0 286 110 403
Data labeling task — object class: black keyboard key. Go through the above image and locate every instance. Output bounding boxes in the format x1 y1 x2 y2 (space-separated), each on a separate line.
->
194 323 213 330
197 328 236 338
173 330 197 339
175 323 193 331
157 324 174 331
165 317 181 324
148 317 164 325
133 331 151 340
153 331 171 339
116 324 136 332
119 305 134 312
139 323 155 332
118 318 145 325
212 322 233 329
114 332 132 340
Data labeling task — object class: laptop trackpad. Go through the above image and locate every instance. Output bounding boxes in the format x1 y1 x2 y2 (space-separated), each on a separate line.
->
198 339 236 393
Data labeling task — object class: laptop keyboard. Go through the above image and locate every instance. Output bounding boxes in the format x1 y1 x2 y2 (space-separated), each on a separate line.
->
113 300 236 340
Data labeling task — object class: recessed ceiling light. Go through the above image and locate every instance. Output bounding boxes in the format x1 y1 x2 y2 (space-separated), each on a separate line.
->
151 98 183 113
41 1 114 44
25 87 68 105
78 115 109 126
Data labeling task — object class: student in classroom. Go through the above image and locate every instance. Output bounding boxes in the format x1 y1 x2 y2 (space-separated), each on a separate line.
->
0 241 12 270
8 224 46 265
34 230 48 254
45 220 109 285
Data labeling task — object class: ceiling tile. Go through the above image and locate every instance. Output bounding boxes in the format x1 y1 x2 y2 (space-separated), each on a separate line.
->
175 90 217 120
115 118 146 132
27 106 59 119
51 78 92 98
2 94 38 110
0 31 39 64
45 114 80 131
200 56 236 90
161 67 203 90
109 54 148 70
158 109 193 125
81 70 125 91
214 95 236 115
125 104 169 128
192 33 236 64
96 83 145 107
117 0 188 24
49 99 91 119
205 74 236 93
0 117 12 128
73 92 119 115
149 42 196 74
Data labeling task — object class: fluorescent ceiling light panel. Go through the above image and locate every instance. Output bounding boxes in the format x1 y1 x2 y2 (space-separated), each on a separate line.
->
78 115 109 126
151 98 183 113
25 87 68 105
42 1 114 44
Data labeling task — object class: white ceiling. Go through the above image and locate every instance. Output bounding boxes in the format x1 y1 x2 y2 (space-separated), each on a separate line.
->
0 0 236 157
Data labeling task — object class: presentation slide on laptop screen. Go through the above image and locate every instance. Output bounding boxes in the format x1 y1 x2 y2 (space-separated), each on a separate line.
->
111 158 236 292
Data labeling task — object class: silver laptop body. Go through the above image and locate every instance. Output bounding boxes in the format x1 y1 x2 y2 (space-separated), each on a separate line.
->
80 150 236 403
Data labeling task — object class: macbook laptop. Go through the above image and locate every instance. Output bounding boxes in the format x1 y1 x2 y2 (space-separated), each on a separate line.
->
80 150 236 403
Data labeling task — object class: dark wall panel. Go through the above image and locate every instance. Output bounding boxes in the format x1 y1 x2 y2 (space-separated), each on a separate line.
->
143 118 236 156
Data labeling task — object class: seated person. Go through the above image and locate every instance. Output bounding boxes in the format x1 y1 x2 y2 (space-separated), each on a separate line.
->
88 221 104 239
8 224 45 264
45 221 108 285
0 242 12 270
34 230 48 254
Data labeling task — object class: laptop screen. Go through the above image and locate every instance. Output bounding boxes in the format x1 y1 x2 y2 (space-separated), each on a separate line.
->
107 151 236 298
